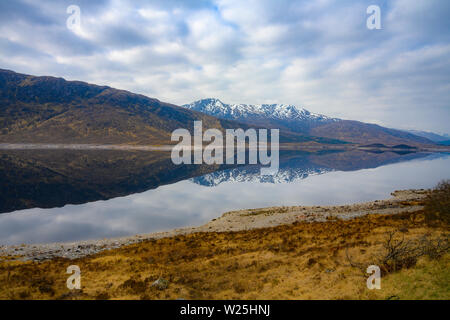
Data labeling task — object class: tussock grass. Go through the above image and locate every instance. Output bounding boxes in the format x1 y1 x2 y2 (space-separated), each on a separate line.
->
1 207 448 300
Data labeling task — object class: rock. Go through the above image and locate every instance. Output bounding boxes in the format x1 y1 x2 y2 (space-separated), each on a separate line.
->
151 278 169 290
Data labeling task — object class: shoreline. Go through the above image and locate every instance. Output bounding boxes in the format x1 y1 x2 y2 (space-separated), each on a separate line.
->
1 143 448 152
0 188 428 262
0 143 173 151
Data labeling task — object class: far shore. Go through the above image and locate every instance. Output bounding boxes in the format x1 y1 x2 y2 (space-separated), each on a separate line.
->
0 143 173 151
0 188 428 262
0 142 448 152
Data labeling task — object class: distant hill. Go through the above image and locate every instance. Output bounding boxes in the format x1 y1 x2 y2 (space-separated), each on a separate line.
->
309 120 432 145
438 140 450 146
406 130 450 142
183 99 434 146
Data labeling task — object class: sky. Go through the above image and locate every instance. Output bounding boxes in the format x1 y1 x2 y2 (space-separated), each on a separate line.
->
0 0 449 133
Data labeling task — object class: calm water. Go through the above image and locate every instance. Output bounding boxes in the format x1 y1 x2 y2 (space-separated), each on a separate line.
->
0 150 449 245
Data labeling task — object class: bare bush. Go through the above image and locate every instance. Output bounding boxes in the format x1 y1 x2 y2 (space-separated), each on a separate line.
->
346 231 449 275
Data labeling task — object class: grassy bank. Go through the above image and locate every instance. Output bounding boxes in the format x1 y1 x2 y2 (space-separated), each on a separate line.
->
0 210 448 300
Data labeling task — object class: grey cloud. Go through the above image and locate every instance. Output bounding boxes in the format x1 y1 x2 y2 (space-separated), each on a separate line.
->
0 0 58 25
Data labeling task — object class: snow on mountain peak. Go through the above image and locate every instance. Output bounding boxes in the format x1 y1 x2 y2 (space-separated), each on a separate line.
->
182 98 334 122
191 165 334 186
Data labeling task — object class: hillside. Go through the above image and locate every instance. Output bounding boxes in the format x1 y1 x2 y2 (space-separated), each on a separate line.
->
0 70 347 145
310 120 433 145
0 69 242 144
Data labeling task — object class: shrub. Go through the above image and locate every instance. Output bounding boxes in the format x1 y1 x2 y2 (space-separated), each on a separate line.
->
424 180 450 225
377 232 448 273
346 231 449 274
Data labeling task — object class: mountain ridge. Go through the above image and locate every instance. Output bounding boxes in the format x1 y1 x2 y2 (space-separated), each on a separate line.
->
0 69 350 145
0 69 435 146
183 98 338 122
183 98 434 146
182 98 339 135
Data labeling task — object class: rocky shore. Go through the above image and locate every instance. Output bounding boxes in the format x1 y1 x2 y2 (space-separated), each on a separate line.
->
0 189 428 262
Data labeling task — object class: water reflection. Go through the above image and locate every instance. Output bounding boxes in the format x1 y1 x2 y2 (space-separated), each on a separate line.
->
0 150 449 244
192 150 429 186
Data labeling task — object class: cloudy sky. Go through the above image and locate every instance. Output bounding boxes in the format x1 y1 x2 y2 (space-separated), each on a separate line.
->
0 0 449 133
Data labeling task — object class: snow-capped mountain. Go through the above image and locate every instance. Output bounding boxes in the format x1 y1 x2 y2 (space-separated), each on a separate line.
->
191 165 333 186
182 98 339 133
181 98 435 146
182 98 333 121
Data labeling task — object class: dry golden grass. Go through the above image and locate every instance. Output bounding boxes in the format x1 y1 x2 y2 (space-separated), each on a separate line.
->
0 208 448 300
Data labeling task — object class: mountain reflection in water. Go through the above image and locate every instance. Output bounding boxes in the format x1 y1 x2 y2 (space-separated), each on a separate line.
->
0 149 449 244
0 149 440 213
